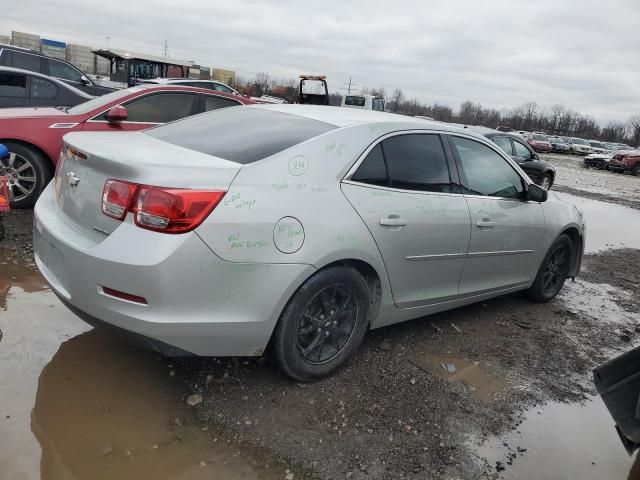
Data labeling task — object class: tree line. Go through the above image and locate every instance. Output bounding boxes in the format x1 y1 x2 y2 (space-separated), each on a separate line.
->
234 73 640 146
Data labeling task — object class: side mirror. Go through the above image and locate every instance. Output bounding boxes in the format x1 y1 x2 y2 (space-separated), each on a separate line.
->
80 75 90 85
527 183 548 202
532 153 539 160
105 105 128 124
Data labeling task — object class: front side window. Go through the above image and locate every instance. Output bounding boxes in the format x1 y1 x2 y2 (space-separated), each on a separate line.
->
351 144 388 187
0 73 27 97
451 136 524 199
492 136 513 155
513 140 532 159
12 51 41 73
30 77 57 99
383 134 451 193
204 95 241 111
212 83 234 94
123 93 197 123
48 60 83 82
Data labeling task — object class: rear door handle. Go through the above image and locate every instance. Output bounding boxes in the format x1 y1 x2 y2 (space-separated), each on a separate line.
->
380 217 408 227
476 219 495 228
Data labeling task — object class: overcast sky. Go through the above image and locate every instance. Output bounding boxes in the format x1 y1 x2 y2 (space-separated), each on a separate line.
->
4 0 640 124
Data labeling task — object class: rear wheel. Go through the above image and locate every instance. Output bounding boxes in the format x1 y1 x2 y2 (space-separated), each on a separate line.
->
633 164 640 176
272 266 370 381
0 142 52 209
526 234 572 303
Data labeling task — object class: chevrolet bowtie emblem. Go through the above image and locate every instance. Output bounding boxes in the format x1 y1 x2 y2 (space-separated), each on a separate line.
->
66 171 80 187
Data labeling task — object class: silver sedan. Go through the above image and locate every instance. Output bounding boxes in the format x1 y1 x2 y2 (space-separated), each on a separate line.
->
34 105 585 380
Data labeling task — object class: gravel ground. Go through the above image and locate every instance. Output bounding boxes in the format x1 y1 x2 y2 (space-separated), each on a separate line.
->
541 153 640 210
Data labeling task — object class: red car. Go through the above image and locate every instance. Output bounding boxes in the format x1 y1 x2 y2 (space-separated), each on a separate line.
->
527 134 552 153
0 85 254 207
609 150 640 176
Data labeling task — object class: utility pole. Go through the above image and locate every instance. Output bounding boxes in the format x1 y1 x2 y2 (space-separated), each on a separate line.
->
341 76 356 95
106 36 110 49
163 40 168 58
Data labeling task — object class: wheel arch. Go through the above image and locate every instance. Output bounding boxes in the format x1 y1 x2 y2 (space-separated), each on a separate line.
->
0 138 55 176
559 226 583 278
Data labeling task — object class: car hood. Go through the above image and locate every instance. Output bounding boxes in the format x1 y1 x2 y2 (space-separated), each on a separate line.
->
0 107 67 119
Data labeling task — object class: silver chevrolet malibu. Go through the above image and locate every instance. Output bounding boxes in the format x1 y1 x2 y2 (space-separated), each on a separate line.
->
34 105 585 381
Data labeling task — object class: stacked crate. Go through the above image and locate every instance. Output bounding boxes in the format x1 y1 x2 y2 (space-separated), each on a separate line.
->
11 31 40 50
0 35 10 45
40 39 67 60
199 66 211 80
95 55 110 76
66 44 96 74
212 68 235 87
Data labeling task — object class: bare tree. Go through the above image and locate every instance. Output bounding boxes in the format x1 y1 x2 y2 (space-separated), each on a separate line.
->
253 72 271 97
629 115 640 147
389 88 404 113
370 87 386 99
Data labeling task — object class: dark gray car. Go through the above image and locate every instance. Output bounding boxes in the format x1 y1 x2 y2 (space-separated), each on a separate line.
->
0 67 92 108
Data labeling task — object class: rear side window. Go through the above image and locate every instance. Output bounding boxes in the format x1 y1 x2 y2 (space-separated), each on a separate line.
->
48 59 83 82
351 144 388 187
204 95 240 111
12 51 41 73
30 77 57 99
383 134 451 193
146 108 335 164
492 136 513 155
0 73 27 97
213 83 234 93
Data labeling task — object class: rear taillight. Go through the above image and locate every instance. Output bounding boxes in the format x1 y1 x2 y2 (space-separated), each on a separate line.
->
101 179 225 234
102 179 138 220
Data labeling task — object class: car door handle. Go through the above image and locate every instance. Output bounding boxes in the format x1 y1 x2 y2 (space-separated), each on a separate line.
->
476 220 495 228
380 217 408 227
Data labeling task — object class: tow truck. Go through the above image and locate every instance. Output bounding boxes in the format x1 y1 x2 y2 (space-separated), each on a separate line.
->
298 75 329 105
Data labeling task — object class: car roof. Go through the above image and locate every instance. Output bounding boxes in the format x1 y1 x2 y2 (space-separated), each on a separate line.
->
0 66 93 97
247 104 485 138
125 83 250 101
143 78 227 84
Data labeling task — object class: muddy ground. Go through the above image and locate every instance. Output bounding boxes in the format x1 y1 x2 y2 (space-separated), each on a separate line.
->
1 153 639 480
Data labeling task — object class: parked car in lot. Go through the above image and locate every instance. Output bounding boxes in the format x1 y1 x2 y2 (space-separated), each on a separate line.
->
527 133 552 153
609 150 640 175
583 152 613 169
588 141 609 154
0 66 93 108
0 44 115 96
140 77 239 95
567 138 593 155
549 137 570 153
483 131 556 190
33 105 585 380
0 85 253 208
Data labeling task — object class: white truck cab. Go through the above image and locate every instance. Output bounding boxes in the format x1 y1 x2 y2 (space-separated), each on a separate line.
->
341 94 385 111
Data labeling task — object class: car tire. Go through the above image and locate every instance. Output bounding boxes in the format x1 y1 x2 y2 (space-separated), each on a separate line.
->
633 164 640 177
526 234 573 303
0 142 52 209
540 174 553 190
272 266 370 381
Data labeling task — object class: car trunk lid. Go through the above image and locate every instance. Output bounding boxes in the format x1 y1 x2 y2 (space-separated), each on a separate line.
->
55 131 241 243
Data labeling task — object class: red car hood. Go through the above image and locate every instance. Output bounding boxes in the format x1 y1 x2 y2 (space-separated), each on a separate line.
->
0 107 67 119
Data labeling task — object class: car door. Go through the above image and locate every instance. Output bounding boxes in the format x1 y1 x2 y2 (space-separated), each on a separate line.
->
0 71 29 107
448 135 545 295
82 92 200 132
342 132 471 308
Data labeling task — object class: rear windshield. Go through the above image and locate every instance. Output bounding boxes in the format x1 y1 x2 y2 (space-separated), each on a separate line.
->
146 107 336 164
572 138 588 145
532 134 547 141
345 96 366 107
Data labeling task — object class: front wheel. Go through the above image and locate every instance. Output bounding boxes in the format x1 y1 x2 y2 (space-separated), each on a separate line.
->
0 142 52 209
272 266 370 381
540 174 552 190
526 234 573 303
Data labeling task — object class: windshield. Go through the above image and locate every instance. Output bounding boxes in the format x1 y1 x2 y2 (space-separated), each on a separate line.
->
532 134 547 141
345 96 366 107
67 87 146 115
146 107 335 164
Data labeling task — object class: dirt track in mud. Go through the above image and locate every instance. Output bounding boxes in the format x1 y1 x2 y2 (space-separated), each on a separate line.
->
1 155 639 479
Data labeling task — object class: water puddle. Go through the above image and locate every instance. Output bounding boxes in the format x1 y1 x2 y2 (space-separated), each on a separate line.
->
0 253 291 480
413 354 506 401
558 279 636 324
554 193 640 253
475 397 636 479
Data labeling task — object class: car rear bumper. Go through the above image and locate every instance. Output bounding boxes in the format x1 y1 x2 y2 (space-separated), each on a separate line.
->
33 183 315 356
